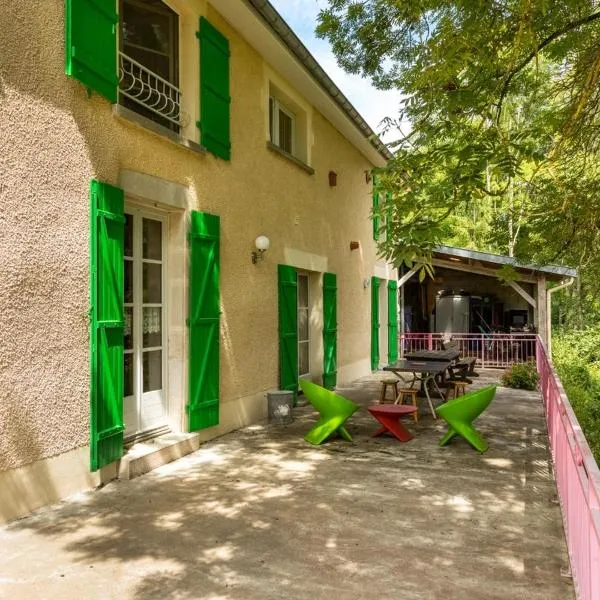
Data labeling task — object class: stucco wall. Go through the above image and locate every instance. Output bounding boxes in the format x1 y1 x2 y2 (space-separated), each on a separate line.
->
0 1 384 471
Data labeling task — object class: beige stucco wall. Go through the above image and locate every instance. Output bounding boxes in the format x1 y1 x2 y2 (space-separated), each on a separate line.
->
0 0 387 475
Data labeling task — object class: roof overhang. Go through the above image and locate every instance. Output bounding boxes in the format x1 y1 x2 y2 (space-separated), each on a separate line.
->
433 245 577 282
211 0 391 167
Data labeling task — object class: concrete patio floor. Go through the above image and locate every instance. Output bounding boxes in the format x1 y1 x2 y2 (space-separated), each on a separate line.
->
0 371 573 600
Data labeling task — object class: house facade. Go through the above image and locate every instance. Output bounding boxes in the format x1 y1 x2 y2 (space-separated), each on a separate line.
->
0 0 396 522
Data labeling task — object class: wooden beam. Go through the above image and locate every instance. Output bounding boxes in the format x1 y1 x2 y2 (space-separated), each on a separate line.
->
508 280 536 307
431 258 537 284
397 265 419 288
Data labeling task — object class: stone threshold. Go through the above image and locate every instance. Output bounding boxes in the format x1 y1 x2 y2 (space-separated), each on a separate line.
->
118 431 202 480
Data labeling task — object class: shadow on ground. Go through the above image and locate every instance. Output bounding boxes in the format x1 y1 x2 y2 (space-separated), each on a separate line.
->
0 372 573 600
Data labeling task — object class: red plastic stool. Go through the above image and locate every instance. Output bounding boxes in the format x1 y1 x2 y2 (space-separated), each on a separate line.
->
368 404 418 442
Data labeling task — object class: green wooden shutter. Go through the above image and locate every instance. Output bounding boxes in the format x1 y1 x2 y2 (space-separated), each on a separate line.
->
197 18 231 160
388 280 398 363
188 211 220 431
278 265 298 402
371 276 380 370
323 272 337 390
65 0 118 103
90 180 125 471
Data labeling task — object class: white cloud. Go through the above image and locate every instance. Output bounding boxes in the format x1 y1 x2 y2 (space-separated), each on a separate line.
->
269 0 407 142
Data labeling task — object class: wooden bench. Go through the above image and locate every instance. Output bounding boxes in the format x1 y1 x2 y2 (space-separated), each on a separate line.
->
448 356 478 382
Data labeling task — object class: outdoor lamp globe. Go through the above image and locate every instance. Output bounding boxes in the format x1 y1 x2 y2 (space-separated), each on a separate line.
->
255 235 270 252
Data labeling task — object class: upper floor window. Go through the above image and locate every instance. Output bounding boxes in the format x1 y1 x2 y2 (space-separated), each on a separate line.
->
65 1 231 160
119 0 181 131
268 82 310 166
269 97 295 155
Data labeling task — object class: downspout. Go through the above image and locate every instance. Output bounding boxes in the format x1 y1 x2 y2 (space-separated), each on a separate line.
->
546 278 575 358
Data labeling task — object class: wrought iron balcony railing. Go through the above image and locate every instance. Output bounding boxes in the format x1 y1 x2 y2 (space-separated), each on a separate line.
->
118 52 183 128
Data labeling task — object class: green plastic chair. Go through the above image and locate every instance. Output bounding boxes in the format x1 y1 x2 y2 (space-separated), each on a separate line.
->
436 385 497 453
299 380 360 445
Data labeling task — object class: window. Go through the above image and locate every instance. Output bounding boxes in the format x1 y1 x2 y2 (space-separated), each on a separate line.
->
119 0 181 131
269 97 296 155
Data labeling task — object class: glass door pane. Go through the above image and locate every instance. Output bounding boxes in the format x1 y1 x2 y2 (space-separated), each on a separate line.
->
140 216 165 431
297 274 310 377
123 212 167 438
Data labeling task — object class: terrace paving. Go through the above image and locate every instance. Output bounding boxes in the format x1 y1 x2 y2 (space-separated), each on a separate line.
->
0 371 573 599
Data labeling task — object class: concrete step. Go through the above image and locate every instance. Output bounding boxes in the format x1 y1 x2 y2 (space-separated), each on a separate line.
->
118 432 202 480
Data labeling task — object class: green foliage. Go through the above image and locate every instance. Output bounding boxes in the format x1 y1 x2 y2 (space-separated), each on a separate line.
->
501 361 540 390
553 329 600 462
553 325 600 365
318 0 600 326
496 265 519 285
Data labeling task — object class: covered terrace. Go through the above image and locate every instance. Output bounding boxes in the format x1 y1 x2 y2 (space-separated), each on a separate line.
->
400 245 577 351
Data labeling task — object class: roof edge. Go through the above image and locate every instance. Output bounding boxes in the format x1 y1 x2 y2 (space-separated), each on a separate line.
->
434 245 578 279
243 0 393 162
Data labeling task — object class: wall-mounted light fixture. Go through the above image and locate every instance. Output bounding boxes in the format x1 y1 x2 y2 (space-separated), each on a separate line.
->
363 277 371 289
251 235 270 264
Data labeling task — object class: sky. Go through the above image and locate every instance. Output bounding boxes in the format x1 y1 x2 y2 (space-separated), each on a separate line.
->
268 0 403 143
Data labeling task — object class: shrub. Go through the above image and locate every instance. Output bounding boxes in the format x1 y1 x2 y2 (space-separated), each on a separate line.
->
554 329 600 464
501 361 540 390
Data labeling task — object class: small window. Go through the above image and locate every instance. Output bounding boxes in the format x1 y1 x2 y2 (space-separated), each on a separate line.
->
269 96 296 156
119 0 181 131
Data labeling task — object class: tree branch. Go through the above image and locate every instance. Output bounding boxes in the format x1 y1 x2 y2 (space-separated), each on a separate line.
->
496 10 600 123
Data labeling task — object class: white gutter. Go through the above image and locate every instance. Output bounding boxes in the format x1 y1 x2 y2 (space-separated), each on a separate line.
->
546 278 575 357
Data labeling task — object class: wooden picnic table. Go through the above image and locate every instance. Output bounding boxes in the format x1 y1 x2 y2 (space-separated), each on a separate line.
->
383 360 451 419
404 349 460 362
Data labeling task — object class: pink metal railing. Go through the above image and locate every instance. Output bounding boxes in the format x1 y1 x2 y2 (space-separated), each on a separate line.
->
401 332 600 598
400 332 537 368
536 338 600 600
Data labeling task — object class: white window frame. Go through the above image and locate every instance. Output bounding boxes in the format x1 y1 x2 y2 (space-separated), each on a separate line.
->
270 96 296 156
123 207 169 440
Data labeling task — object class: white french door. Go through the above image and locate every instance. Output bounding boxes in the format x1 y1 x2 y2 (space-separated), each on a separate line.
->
297 273 310 378
123 209 168 439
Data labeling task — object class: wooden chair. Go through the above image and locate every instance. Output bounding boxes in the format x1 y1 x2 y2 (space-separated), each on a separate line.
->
379 378 399 404
446 380 468 400
395 388 419 423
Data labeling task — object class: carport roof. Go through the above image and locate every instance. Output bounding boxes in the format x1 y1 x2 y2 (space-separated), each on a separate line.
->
433 245 577 280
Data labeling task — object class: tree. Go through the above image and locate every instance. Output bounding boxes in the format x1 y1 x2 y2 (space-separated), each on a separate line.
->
318 0 600 325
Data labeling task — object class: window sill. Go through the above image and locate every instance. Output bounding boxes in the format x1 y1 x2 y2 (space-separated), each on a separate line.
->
266 141 314 175
113 105 206 156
